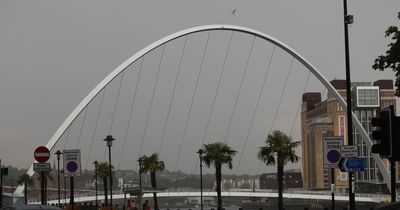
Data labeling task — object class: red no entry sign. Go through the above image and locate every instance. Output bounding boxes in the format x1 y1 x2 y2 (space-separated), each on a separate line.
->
34 146 50 163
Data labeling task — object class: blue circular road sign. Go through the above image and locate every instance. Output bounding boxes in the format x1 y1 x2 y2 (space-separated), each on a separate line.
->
327 150 341 163
66 161 78 173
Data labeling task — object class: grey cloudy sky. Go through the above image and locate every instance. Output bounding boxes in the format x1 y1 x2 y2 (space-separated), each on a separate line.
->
0 0 399 175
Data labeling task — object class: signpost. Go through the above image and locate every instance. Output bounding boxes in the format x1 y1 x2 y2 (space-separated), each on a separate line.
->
323 136 344 168
339 157 365 172
63 149 81 177
33 163 51 172
34 146 50 205
323 136 343 210
63 149 81 209
340 145 358 158
34 146 50 163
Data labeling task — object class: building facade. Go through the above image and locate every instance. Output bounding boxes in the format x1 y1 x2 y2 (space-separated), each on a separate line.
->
301 79 397 192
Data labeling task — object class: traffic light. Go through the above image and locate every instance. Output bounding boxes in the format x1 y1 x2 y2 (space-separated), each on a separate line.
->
391 108 400 160
371 107 392 157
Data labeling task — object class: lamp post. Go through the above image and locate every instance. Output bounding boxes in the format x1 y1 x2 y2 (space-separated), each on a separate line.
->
137 157 144 206
55 150 63 206
104 135 115 208
11 180 14 205
93 161 99 209
342 0 355 209
63 171 66 205
197 149 204 210
0 158 3 208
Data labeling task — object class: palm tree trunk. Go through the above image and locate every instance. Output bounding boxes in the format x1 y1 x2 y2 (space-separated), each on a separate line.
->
151 172 159 210
103 177 108 206
277 159 284 210
215 164 222 210
24 181 27 204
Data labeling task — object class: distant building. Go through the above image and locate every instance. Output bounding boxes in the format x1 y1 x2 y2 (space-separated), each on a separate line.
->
259 170 303 189
301 79 397 193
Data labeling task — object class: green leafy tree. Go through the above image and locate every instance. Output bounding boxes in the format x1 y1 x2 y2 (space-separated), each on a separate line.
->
140 153 165 210
257 130 300 210
201 142 237 210
373 12 400 96
17 174 33 204
97 162 114 206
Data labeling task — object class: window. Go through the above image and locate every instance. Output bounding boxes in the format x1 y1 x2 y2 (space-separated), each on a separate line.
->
356 87 380 107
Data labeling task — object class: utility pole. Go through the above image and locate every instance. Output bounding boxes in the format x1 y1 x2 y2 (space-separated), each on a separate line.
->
0 159 2 208
342 0 355 209
55 150 63 206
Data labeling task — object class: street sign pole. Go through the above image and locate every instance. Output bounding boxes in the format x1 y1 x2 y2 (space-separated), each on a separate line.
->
331 168 335 210
390 158 396 202
70 177 74 210
0 159 2 208
41 171 45 204
342 0 355 209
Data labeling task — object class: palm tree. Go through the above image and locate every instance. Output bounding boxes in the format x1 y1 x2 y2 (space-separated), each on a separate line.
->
97 162 114 206
17 174 33 204
257 130 300 210
201 142 237 210
140 153 165 210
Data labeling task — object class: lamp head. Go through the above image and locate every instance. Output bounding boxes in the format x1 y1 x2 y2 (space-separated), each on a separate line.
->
55 150 63 157
104 135 115 147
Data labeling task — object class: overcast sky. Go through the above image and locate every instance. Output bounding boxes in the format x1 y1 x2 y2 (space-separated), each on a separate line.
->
1 1 399 175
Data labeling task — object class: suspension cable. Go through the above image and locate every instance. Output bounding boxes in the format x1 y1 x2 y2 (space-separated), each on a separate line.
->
268 57 295 133
173 33 211 171
109 72 125 134
224 36 256 144
158 36 189 155
138 44 166 158
200 31 234 146
234 46 276 175
256 56 295 175
117 57 144 170
290 70 311 136
76 106 88 149
85 89 105 170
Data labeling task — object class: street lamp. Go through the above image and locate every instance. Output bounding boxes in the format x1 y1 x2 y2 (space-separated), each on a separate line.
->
55 150 63 206
93 161 99 209
11 180 14 205
104 135 115 207
197 149 204 210
137 158 144 189
137 157 144 206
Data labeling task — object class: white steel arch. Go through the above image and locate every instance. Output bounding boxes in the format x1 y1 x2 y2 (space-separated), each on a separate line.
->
16 24 389 194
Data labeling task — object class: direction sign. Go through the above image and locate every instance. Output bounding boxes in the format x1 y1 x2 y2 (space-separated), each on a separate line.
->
323 136 344 168
338 157 365 172
340 145 358 158
34 146 50 163
33 163 51 172
63 149 81 177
